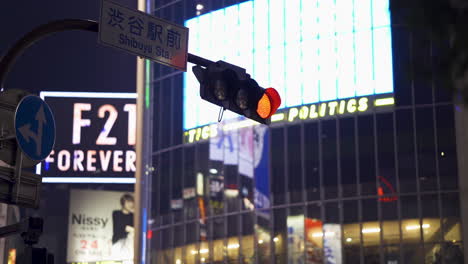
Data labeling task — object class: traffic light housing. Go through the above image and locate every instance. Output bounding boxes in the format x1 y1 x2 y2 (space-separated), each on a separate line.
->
192 61 281 124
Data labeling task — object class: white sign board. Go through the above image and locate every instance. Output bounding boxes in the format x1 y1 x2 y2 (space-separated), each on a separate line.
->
66 189 135 263
323 224 342 264
99 0 189 71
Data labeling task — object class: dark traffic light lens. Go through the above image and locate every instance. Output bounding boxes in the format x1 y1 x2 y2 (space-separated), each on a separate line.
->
236 89 249 110
213 79 227 100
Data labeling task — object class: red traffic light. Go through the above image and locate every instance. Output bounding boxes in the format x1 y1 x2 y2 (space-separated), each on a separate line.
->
256 88 281 119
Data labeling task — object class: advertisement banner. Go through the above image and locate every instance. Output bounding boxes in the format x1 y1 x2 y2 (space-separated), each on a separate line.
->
287 215 305 264
305 218 324 264
39 92 136 182
209 124 238 165
323 224 342 264
253 125 270 214
67 189 134 263
238 126 254 178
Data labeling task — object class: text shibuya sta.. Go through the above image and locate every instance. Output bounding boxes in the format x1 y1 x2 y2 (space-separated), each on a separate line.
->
119 33 172 59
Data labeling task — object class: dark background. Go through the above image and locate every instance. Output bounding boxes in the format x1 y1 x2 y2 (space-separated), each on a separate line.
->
0 0 137 94
0 1 139 263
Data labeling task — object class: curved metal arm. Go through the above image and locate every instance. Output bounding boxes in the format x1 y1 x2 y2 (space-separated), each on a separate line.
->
0 18 215 90
0 19 99 90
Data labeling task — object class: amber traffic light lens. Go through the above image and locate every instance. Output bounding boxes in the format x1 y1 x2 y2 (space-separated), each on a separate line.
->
256 93 272 118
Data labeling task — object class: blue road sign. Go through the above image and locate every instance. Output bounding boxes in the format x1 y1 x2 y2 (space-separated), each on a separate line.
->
14 95 56 161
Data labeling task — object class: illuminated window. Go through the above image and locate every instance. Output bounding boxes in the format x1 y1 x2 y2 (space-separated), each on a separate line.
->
183 0 394 130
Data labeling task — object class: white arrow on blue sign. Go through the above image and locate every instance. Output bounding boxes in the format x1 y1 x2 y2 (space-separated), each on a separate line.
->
14 95 56 161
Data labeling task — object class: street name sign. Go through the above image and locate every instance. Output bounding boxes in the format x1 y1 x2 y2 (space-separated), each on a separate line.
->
98 0 189 71
15 95 56 162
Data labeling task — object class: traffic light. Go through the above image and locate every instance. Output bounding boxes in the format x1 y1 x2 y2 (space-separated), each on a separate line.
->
192 61 281 124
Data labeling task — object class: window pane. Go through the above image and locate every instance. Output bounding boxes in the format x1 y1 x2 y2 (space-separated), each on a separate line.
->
358 115 376 195
173 149 183 223
436 105 458 190
401 195 421 243
441 193 462 243
160 152 171 218
271 128 286 205
343 223 361 264
173 247 182 264
392 27 413 106
304 122 320 201
339 117 357 197
322 120 338 199
185 243 197 264
174 224 184 248
377 114 397 202
213 239 224 263
361 198 380 263
225 165 240 213
162 227 174 262
381 200 399 245
306 204 323 263
273 208 287 263
200 241 209 263
288 125 304 203
257 210 272 264
384 245 400 264
421 194 441 243
412 31 433 105
213 216 225 240
416 107 437 191
227 237 239 263
396 109 417 193
152 155 161 220
287 207 305 264
402 243 423 263
241 212 255 262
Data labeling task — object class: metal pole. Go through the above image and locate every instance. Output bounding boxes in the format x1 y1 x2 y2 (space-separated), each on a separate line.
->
135 1 148 263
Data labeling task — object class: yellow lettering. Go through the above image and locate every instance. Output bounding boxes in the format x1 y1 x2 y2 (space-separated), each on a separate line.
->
347 99 357 113
195 128 202 141
188 130 196 143
339 100 346 114
299 106 309 120
201 126 210 139
288 108 299 122
310 105 318 118
328 101 338 115
319 103 327 117
358 97 369 112
210 124 218 138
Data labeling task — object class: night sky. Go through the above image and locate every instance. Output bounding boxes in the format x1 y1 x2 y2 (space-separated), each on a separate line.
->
0 0 138 94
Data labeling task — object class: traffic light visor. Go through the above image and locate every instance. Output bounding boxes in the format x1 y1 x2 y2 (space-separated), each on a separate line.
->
256 88 281 119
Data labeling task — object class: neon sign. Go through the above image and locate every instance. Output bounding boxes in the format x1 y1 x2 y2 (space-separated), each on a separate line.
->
184 95 394 144
378 176 397 202
39 92 137 184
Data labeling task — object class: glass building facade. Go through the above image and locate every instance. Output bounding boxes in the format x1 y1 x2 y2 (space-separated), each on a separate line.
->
145 0 465 263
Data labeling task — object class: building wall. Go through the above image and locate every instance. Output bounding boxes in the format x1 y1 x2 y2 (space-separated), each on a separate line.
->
147 0 463 263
